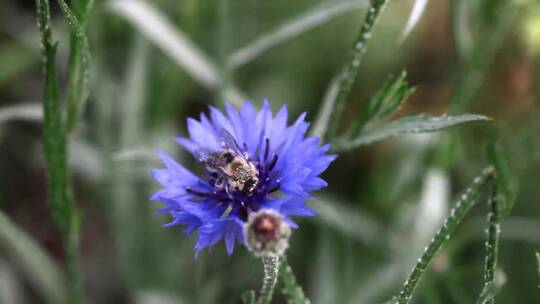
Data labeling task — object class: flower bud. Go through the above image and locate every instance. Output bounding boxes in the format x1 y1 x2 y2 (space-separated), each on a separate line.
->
244 209 291 257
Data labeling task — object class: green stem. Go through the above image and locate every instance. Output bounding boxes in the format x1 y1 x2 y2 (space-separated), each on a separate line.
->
36 0 83 303
477 183 501 304
324 0 389 142
279 257 310 304
396 167 495 304
58 0 92 133
258 256 280 304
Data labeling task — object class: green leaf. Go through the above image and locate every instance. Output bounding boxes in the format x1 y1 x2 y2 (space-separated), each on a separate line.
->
229 0 369 68
487 138 519 216
333 114 491 151
241 290 256 304
347 71 414 138
0 210 66 304
394 167 495 304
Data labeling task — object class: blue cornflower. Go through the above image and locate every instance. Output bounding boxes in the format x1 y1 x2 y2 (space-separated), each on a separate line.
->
151 101 336 256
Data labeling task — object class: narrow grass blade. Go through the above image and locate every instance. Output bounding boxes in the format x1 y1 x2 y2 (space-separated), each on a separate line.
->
346 71 414 138
395 167 495 304
257 256 280 304
324 0 390 141
35 0 83 302
56 0 92 133
0 103 42 124
333 114 490 151
108 0 244 106
279 257 310 304
229 0 369 68
0 210 66 304
477 184 501 304
400 0 430 41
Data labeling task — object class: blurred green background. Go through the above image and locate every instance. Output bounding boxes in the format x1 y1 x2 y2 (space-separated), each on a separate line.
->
0 0 539 303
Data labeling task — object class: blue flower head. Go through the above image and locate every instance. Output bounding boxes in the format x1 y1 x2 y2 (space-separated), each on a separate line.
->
151 101 336 256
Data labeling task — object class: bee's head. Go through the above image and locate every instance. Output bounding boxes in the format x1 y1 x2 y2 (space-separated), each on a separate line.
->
221 151 234 164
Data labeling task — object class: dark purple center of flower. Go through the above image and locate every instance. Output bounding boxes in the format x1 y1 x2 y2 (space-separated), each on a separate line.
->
187 138 280 221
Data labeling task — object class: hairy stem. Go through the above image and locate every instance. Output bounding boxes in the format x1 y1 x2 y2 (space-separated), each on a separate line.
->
36 0 83 303
324 0 389 142
477 183 501 304
258 256 280 304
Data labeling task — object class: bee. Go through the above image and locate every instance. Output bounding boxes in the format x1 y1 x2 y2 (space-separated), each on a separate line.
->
196 130 259 195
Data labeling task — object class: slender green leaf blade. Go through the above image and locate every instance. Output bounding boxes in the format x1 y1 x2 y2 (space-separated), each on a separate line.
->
334 114 491 151
229 0 369 68
0 210 66 304
347 71 414 138
108 0 245 106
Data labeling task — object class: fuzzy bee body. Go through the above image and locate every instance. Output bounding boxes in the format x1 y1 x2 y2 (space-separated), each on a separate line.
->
197 131 259 195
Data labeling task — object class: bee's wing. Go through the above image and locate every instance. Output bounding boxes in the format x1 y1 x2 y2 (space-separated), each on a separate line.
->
216 129 243 153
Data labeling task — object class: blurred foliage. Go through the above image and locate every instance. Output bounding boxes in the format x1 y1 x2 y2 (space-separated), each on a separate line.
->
0 0 539 303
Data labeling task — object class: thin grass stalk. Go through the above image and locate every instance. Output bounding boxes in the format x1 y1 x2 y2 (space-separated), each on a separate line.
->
36 0 82 303
396 167 495 304
477 183 501 304
258 256 280 304
279 257 310 304
324 0 389 142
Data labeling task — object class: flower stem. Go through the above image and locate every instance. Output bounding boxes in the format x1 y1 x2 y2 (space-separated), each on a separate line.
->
36 0 83 303
396 167 495 304
258 256 280 304
324 0 389 142
279 257 310 304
